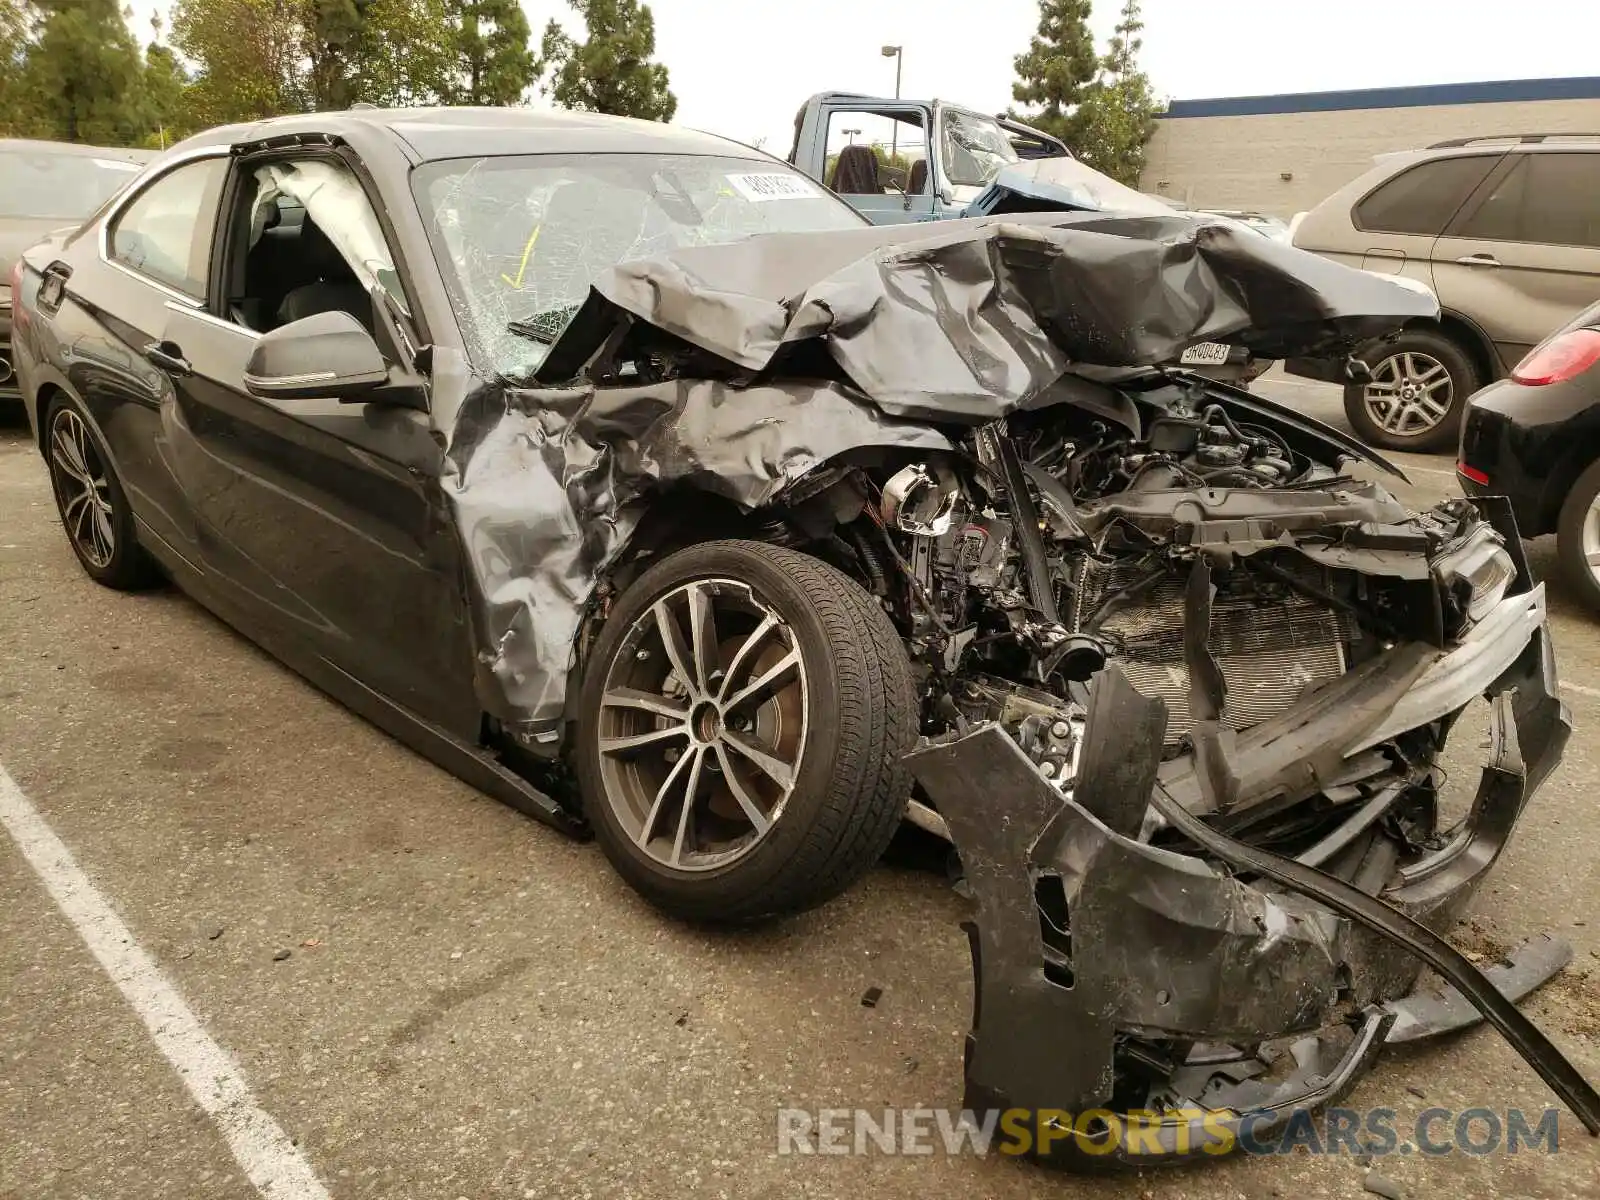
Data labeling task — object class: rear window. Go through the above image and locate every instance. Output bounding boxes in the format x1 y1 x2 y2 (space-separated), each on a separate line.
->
1450 153 1600 248
1353 155 1500 236
0 149 144 219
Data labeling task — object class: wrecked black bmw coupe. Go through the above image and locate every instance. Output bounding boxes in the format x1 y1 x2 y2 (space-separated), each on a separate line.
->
13 108 1597 1159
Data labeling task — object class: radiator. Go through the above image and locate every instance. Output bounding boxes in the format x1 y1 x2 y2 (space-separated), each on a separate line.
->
1069 557 1351 744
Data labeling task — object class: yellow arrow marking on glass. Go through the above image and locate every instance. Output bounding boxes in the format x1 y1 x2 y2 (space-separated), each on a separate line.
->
501 224 542 288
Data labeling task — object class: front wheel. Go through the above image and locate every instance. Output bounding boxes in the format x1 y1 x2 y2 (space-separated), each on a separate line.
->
575 539 916 923
1343 329 1480 453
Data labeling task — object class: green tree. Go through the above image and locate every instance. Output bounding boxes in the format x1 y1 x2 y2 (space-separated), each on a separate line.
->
538 0 677 122
172 0 454 124
1073 0 1162 185
140 43 191 147
172 0 311 125
12 0 149 144
1007 0 1097 147
355 0 454 106
445 0 535 105
0 1 37 135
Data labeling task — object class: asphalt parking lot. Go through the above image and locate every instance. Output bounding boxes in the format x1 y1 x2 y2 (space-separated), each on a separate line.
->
2 374 1598 1200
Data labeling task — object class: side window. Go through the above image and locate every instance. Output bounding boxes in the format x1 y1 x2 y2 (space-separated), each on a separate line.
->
823 109 930 195
108 157 227 299
1454 153 1600 248
1353 155 1500 236
227 157 404 334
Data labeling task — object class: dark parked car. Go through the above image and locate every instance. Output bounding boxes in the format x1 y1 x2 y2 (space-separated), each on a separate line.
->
1459 298 1600 610
12 107 1595 1162
1 139 152 401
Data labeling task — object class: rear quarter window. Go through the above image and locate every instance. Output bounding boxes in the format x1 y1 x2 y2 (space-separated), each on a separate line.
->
1353 154 1500 236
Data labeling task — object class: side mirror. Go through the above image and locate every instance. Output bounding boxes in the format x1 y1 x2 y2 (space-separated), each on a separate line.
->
244 311 390 401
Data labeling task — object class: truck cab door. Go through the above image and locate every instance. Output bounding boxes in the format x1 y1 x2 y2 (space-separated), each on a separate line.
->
795 98 939 225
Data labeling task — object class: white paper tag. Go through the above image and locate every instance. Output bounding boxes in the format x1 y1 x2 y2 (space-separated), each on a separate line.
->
724 172 818 202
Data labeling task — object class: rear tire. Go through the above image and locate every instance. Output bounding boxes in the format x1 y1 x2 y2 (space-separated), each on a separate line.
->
1343 329 1480 453
576 539 916 924
1556 458 1600 615
42 393 162 590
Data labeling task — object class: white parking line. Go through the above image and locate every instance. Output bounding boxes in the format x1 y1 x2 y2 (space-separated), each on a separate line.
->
1563 681 1600 700
0 763 330 1200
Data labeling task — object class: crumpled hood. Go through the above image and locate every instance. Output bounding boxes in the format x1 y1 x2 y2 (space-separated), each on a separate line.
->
965 156 1179 218
535 213 1438 420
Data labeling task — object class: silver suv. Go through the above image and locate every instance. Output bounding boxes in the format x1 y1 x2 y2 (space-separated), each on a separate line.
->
1289 134 1600 451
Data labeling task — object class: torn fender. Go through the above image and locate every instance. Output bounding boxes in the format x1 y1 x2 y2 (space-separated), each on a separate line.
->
436 363 953 728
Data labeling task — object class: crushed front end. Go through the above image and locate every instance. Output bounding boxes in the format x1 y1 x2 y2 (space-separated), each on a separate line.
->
456 210 1596 1159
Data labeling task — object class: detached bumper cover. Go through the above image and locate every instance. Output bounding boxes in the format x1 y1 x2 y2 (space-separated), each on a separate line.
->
907 589 1596 1166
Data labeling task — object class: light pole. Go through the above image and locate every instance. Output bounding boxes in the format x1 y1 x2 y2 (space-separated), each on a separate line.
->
843 127 860 145
882 44 903 169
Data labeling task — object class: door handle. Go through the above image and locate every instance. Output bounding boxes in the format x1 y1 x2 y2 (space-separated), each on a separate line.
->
1454 253 1501 268
143 341 192 376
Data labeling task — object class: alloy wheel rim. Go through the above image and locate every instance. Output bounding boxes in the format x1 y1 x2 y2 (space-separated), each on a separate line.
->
596 578 808 872
1362 351 1454 436
1582 498 1600 588
48 409 116 570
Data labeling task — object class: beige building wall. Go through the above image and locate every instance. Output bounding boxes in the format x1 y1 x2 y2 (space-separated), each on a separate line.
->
1140 96 1600 218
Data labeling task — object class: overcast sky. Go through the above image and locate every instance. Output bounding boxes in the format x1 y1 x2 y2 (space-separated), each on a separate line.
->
127 0 1600 151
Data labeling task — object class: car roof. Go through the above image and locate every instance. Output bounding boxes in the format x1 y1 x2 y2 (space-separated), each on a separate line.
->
165 106 765 164
0 138 156 161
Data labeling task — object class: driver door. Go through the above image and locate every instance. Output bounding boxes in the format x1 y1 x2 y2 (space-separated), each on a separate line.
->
156 146 480 739
817 102 939 225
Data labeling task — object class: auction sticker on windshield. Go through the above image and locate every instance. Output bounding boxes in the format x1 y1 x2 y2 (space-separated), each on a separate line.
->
726 173 820 202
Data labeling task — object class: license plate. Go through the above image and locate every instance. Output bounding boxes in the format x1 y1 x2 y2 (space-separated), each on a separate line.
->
1180 342 1232 365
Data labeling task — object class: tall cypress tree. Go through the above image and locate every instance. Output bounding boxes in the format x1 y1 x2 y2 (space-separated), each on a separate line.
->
1074 0 1163 185
1008 0 1097 148
538 0 677 123
447 0 536 105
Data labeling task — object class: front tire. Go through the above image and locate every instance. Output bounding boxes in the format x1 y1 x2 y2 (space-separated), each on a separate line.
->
43 393 161 590
576 539 916 923
1557 458 1600 615
1344 329 1480 453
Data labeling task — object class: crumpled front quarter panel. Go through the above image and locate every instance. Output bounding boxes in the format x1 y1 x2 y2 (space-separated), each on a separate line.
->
437 360 952 728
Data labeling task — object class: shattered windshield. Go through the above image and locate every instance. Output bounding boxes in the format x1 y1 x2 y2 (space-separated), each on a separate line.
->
940 109 1021 190
414 153 867 378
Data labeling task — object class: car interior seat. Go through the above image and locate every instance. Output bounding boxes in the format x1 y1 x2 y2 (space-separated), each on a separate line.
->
828 145 880 195
908 158 929 196
275 217 374 333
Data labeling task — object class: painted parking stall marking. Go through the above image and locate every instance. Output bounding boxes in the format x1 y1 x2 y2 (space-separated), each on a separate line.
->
0 762 331 1200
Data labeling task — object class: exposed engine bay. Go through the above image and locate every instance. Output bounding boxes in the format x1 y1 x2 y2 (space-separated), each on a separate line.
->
447 211 1597 1164
738 368 1594 1162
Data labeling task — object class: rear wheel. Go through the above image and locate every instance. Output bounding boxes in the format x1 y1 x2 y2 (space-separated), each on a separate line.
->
576 539 916 923
1557 458 1600 615
43 394 161 590
1344 329 1480 453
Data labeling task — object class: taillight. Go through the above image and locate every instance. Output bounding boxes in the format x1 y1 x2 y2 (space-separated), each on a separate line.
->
1458 463 1489 486
1511 328 1600 386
